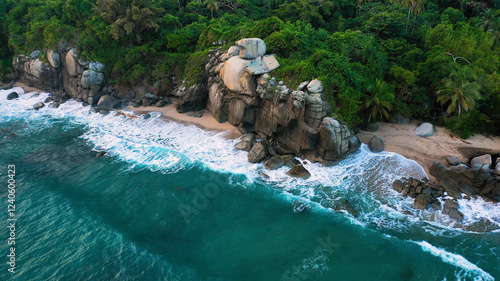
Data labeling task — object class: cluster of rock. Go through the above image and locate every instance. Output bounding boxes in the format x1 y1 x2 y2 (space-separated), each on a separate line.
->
430 154 500 201
12 48 164 110
202 38 360 170
392 178 465 221
392 154 500 222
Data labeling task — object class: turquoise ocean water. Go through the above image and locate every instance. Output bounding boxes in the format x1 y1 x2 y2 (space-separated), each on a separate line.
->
0 88 499 281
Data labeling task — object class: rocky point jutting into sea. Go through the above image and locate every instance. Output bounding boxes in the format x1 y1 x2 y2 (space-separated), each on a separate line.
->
5 37 500 223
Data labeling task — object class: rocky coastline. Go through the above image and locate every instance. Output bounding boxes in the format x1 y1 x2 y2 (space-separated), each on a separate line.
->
3 37 499 221
7 38 362 179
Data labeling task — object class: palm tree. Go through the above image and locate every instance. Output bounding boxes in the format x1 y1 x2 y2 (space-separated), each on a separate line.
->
391 0 426 32
359 79 394 122
436 66 481 117
205 0 219 19
477 9 500 32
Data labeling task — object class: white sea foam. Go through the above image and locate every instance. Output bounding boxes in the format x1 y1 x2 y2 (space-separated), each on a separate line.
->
1 88 499 233
413 241 494 281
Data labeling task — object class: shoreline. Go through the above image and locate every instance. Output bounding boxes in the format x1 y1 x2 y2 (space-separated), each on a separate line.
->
125 104 242 140
356 121 500 181
9 83 500 177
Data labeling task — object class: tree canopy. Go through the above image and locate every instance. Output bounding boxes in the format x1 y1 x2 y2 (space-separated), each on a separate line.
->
0 0 499 137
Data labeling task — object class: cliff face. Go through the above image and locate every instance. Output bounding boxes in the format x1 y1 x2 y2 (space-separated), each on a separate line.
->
201 38 360 164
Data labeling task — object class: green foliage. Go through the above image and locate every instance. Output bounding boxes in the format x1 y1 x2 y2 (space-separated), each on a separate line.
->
444 110 493 138
436 66 482 116
0 0 12 76
359 79 395 122
183 50 209 86
96 0 164 43
1 0 499 137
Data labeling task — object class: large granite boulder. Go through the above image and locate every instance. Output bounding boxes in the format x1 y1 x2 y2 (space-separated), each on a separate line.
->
264 155 286 170
248 142 269 163
369 135 385 153
414 194 433 209
317 118 351 161
442 199 464 221
89 61 105 72
235 38 266 59
227 46 240 58
307 79 324 93
25 59 45 78
471 154 492 167
81 70 104 89
97 95 119 109
220 56 254 94
445 156 461 166
65 48 81 76
305 95 328 129
207 82 228 122
348 136 361 153
47 50 60 68
414 123 434 137
235 133 256 152
246 55 280 75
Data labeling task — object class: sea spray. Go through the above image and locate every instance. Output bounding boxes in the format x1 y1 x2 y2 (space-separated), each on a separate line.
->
413 241 494 281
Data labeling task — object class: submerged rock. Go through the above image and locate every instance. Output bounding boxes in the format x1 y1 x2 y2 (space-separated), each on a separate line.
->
48 102 60 108
414 194 433 209
442 199 464 221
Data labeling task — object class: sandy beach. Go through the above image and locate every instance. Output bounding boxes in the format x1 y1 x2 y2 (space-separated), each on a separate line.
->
357 121 500 179
126 104 242 139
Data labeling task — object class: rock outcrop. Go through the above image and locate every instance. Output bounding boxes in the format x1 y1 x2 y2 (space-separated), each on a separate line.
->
392 153 499 222
13 48 108 105
202 40 359 164
430 156 500 200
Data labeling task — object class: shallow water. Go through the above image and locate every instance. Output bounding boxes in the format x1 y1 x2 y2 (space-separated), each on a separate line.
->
0 88 498 280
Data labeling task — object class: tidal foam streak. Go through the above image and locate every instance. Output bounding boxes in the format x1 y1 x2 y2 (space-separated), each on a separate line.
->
413 241 494 281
